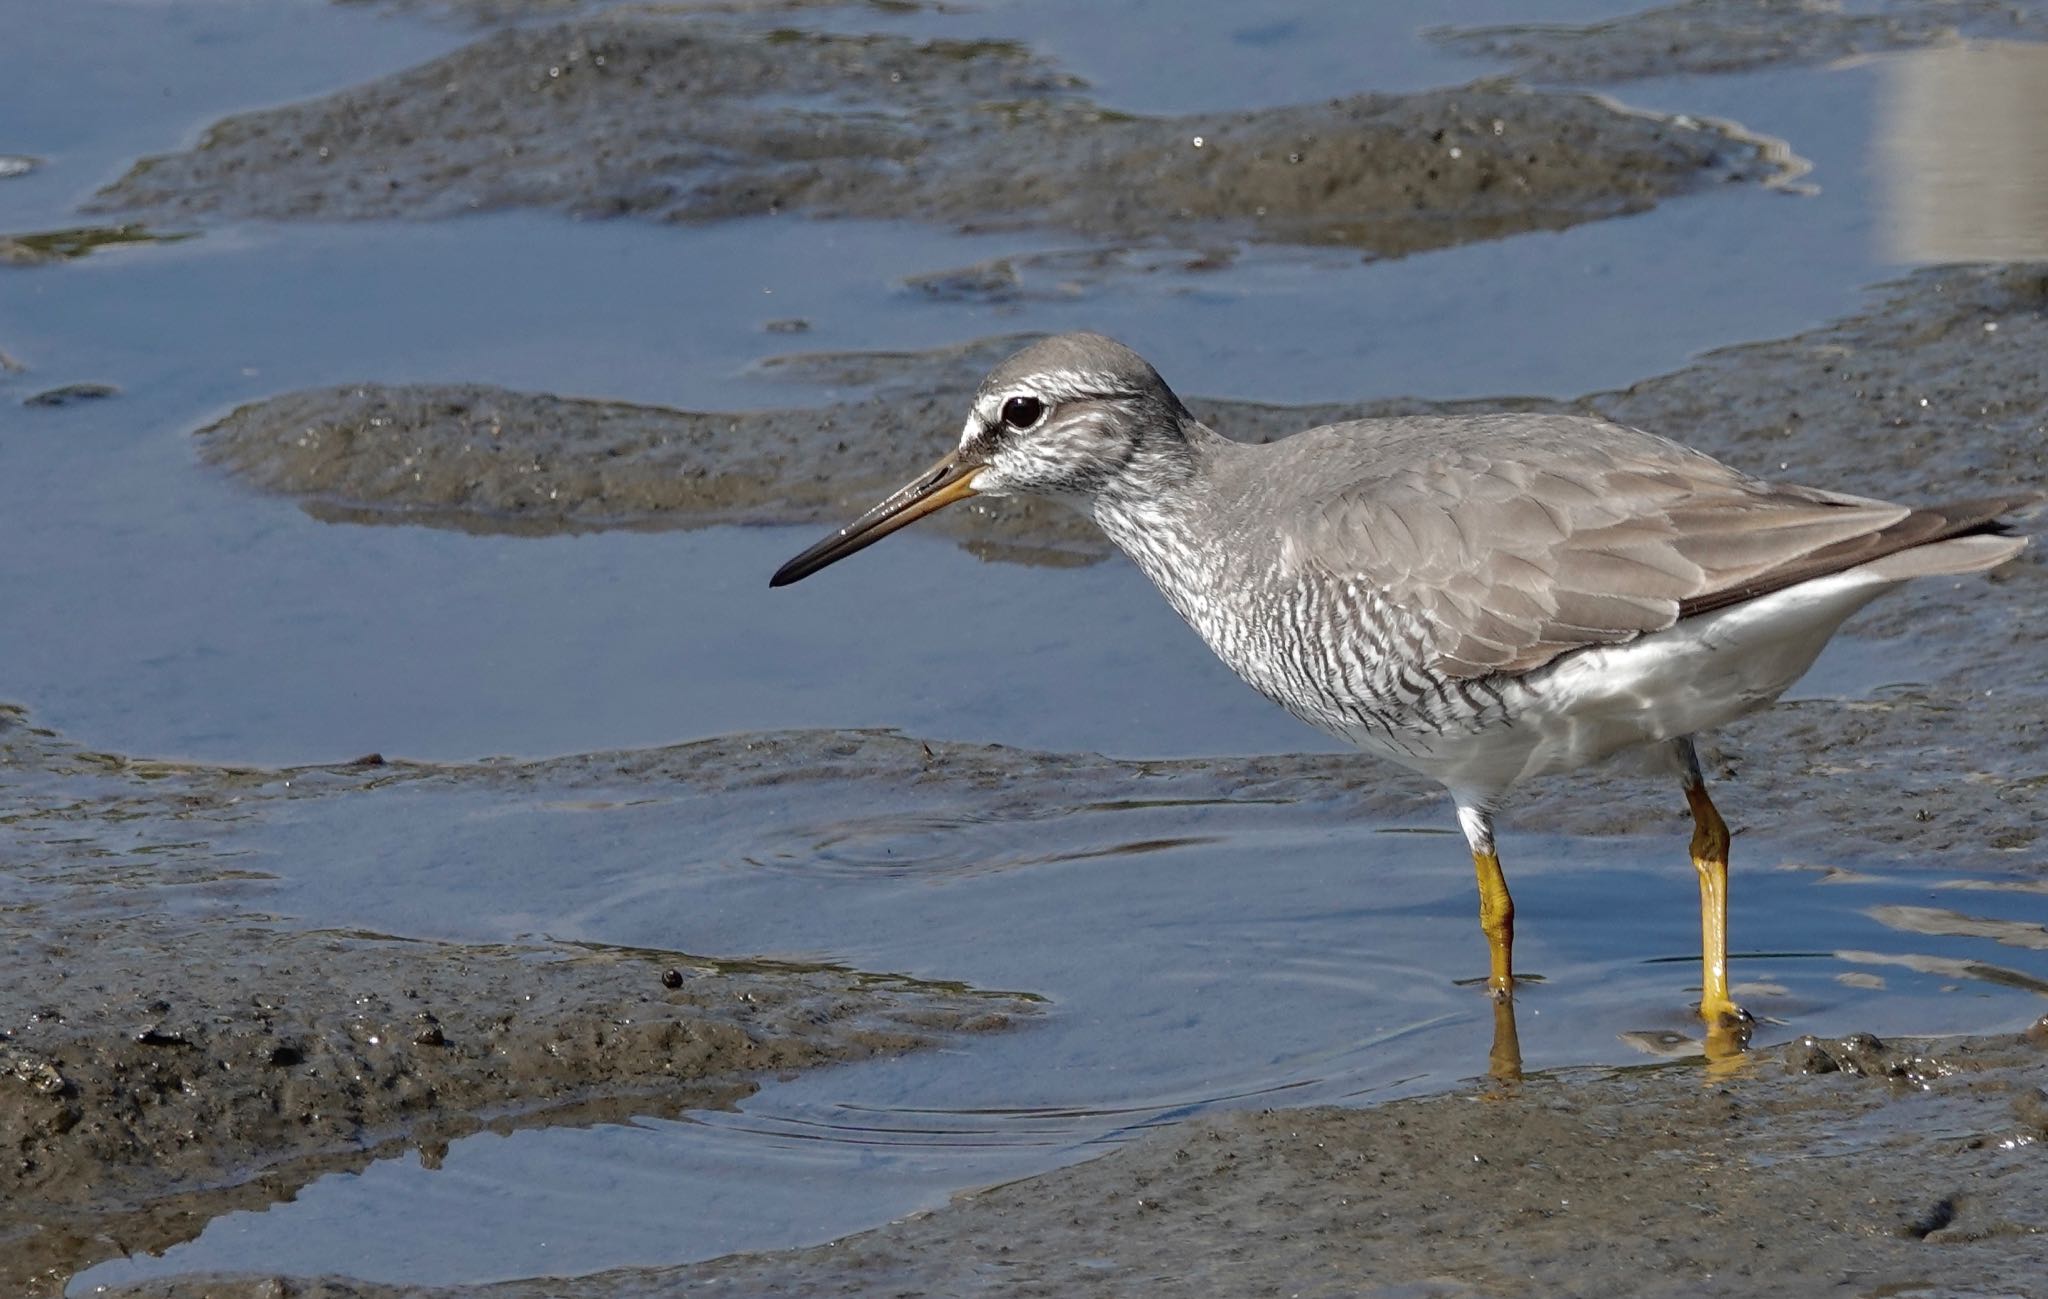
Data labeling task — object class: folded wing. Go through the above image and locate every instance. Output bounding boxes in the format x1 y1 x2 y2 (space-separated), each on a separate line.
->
1294 415 2031 679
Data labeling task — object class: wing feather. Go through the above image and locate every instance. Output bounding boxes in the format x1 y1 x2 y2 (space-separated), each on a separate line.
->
1274 414 2006 680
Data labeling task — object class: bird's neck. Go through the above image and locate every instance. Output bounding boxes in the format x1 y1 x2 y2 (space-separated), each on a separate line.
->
1088 421 1239 608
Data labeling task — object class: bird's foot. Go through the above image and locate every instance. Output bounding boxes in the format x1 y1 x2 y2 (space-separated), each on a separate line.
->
1699 1001 1754 1064
1454 972 1537 1000
1698 998 1754 1031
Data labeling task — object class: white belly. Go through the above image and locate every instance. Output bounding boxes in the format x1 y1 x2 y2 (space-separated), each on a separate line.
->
1350 566 1906 802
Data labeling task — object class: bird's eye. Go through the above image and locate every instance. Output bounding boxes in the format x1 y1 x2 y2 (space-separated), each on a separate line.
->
1000 395 1046 430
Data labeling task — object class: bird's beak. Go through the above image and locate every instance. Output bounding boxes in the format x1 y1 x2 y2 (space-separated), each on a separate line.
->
770 449 984 587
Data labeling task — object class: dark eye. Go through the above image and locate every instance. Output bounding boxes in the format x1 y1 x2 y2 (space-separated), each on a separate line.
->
1000 395 1046 430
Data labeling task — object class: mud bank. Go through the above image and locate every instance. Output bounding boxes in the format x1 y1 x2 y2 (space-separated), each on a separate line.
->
1434 0 2048 83
90 1022 2048 1298
188 372 1106 565
0 711 1035 1296
85 12 1766 251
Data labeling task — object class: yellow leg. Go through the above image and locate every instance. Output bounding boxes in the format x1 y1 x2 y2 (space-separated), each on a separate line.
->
1473 846 1516 1001
1684 778 1745 1030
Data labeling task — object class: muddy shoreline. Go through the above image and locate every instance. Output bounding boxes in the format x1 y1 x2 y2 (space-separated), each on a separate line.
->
88 1022 2048 1298
185 264 2048 873
0 711 1038 1296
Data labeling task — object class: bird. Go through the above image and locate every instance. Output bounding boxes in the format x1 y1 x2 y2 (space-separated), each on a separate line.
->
771 331 2038 1041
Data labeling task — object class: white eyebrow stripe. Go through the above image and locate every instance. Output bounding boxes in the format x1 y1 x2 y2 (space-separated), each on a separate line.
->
982 369 1135 415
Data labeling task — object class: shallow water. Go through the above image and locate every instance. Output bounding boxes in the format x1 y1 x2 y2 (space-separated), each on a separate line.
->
70 774 2048 1288
7 0 2046 1294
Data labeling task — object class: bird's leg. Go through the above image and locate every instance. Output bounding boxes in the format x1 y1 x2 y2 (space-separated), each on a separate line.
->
1457 803 1515 1000
1672 737 1748 1032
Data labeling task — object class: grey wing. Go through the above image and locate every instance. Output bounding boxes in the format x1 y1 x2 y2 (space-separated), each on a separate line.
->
1293 417 1912 679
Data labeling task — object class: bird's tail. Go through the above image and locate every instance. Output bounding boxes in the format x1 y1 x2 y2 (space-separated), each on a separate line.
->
1853 492 2041 581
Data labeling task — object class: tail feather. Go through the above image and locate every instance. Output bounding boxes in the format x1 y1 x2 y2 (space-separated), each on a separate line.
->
1858 532 2027 581
1679 491 2041 617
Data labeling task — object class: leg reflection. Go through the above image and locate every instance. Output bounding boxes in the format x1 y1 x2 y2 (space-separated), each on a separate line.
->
1489 994 1523 1082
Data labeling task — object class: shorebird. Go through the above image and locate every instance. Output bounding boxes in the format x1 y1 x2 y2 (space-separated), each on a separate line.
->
771 332 2037 1036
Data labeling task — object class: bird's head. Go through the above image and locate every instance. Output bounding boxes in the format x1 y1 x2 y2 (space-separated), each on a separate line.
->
770 332 1193 586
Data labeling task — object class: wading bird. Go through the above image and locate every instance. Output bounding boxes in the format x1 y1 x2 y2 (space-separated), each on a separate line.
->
773 333 2037 1048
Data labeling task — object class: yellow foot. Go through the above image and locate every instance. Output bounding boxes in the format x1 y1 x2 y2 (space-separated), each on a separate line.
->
1698 997 1754 1031
1454 971 1535 1000
1700 1001 1754 1066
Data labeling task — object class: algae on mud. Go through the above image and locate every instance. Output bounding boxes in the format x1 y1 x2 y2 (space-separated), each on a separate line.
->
85 13 1771 255
0 223 194 268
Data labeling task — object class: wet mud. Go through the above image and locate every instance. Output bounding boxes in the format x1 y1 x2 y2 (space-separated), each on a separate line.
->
85 12 1767 253
89 1022 2048 1298
1433 0 2048 84
0 710 1035 1296
189 373 1104 564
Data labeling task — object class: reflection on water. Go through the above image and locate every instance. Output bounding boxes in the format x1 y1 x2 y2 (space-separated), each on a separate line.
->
741 797 1251 880
1866 903 2048 951
1880 41 2048 262
1835 949 2048 997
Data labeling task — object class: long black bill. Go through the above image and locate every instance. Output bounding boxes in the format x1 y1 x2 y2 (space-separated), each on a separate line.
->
770 450 982 587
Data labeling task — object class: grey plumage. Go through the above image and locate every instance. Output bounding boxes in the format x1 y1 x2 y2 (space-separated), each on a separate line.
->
1237 414 2034 678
